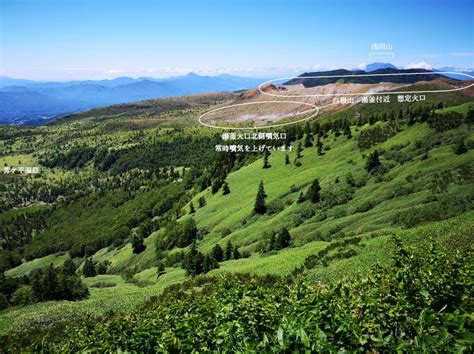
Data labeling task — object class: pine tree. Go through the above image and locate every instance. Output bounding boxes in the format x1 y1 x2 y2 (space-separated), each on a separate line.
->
189 202 195 214
297 191 305 203
295 141 302 159
211 179 223 194
157 261 165 276
131 234 146 254
268 233 276 251
343 125 352 139
254 180 267 214
57 271 89 301
369 114 377 125
454 139 467 155
222 182 230 195
225 240 233 260
365 150 381 172
313 121 321 135
184 241 204 277
0 294 8 310
30 270 43 301
84 246 94 257
233 246 241 260
198 196 206 208
211 244 224 262
178 217 198 247
62 258 76 276
275 228 291 250
42 264 58 300
262 149 271 169
303 132 313 147
95 262 107 274
203 254 219 273
83 257 96 277
316 135 323 156
203 255 211 273
466 107 474 126
306 178 321 203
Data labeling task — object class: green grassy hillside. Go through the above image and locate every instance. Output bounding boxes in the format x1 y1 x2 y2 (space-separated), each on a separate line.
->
0 95 473 351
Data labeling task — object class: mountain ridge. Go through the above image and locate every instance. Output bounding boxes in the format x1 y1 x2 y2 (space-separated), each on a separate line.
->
284 68 445 87
0 74 268 125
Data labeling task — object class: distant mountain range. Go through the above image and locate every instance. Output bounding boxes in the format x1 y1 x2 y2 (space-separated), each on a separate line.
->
1 63 473 125
0 73 267 125
432 67 474 80
284 68 447 87
361 63 474 78
364 62 398 72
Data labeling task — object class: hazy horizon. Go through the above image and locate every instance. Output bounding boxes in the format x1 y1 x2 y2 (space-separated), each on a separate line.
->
2 63 474 83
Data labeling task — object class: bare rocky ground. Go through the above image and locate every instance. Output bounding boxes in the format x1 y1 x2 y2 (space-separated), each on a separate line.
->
203 82 407 126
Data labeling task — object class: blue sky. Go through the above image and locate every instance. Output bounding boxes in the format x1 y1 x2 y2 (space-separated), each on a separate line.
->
1 0 473 80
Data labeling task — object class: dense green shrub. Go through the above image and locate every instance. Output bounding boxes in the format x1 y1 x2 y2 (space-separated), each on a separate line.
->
358 121 400 149
428 111 463 132
90 281 116 288
10 285 36 305
8 239 470 352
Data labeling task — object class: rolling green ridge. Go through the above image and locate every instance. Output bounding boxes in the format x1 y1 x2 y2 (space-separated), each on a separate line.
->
0 91 473 351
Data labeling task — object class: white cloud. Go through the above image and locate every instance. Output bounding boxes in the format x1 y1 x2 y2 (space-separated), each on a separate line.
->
104 69 123 75
405 61 433 70
449 52 474 57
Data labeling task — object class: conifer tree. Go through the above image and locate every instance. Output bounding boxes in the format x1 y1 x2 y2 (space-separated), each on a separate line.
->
95 262 107 274
275 228 291 250
225 240 233 260
254 180 267 214
316 135 323 156
233 246 241 260
83 257 96 277
157 261 165 276
178 217 198 247
62 258 76 276
42 264 58 300
131 234 146 254
211 179 223 194
343 125 352 139
454 139 467 155
184 241 204 277
365 150 381 172
262 149 271 169
297 191 305 203
203 255 211 273
268 233 276 251
222 182 230 195
306 178 321 203
203 254 219 273
198 196 206 208
304 132 313 147
295 141 302 159
466 107 474 126
189 201 195 214
211 244 224 262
